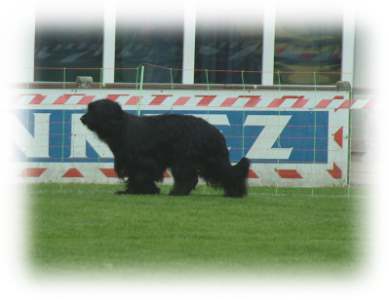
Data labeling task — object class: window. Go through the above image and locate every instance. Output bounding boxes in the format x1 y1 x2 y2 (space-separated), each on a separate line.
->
115 19 183 83
274 16 342 85
195 16 263 84
34 15 103 82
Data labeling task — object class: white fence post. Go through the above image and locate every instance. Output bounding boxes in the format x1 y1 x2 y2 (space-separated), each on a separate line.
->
102 5 116 84
261 6 276 85
182 4 196 84
341 13 356 86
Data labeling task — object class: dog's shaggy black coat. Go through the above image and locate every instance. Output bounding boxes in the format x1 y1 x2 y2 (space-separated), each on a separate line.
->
81 99 250 197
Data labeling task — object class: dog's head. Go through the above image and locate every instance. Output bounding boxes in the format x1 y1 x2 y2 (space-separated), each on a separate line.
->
80 99 125 137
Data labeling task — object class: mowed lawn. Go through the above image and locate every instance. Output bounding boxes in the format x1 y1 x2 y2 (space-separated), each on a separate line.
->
28 184 362 273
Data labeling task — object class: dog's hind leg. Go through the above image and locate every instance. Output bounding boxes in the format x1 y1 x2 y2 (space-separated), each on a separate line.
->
169 163 198 196
198 157 249 197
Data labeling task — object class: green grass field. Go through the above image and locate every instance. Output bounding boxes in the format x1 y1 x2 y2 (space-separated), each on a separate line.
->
28 184 363 274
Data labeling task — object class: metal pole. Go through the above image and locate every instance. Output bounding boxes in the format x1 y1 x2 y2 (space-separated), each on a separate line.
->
241 70 246 90
139 65 145 90
346 85 353 192
63 68 67 88
135 66 140 89
170 68 174 89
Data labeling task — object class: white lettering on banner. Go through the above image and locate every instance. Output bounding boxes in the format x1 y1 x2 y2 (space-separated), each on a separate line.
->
14 113 50 158
70 114 113 158
244 115 293 160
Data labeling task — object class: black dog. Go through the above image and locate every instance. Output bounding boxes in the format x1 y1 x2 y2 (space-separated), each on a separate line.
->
80 99 250 197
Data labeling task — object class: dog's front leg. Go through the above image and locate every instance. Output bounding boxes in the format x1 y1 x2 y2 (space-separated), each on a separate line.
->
115 178 137 195
114 156 127 179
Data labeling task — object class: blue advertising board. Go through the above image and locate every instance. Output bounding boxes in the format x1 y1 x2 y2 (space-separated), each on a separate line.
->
17 109 329 165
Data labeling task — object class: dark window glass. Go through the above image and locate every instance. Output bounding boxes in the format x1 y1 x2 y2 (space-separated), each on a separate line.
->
115 19 183 83
34 17 103 82
274 17 342 85
195 17 263 84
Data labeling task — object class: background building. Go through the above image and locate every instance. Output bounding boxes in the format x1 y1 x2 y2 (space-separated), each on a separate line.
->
26 8 362 88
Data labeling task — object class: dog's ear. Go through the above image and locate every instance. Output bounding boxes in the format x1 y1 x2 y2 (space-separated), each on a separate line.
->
107 100 125 120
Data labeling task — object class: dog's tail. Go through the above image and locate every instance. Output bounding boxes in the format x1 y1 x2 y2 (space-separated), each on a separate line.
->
223 157 250 197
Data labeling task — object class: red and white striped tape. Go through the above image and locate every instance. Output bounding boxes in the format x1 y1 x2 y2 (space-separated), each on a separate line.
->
19 165 343 181
17 93 373 110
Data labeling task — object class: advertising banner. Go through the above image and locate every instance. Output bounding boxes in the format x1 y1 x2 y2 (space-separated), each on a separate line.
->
14 89 351 186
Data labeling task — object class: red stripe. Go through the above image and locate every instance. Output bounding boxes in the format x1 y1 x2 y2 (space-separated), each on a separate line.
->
106 94 128 102
77 95 95 105
334 127 343 148
275 169 302 179
21 168 46 177
244 96 261 107
316 96 345 109
268 96 308 108
28 94 46 105
197 95 216 106
221 97 238 107
315 99 332 108
327 163 342 179
100 168 118 177
126 96 141 105
53 94 71 104
248 169 259 178
173 96 191 106
292 97 308 108
336 99 357 110
63 168 83 178
150 95 170 105
53 94 86 104
267 98 285 108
